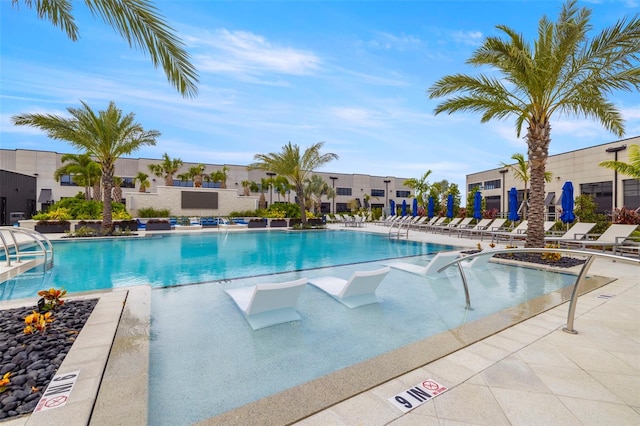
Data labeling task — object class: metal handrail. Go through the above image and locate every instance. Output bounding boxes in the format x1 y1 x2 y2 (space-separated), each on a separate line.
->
389 218 410 239
0 227 54 268
435 248 639 334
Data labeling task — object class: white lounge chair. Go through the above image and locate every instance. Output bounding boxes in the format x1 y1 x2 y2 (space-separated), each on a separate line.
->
387 251 461 279
308 267 391 308
559 224 638 252
225 278 307 329
545 222 597 243
457 218 493 238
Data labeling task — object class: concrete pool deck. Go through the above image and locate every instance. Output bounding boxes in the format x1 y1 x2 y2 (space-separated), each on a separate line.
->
0 223 638 425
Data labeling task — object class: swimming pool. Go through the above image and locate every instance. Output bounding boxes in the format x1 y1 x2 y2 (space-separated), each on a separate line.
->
0 230 580 424
0 230 454 301
147 248 578 424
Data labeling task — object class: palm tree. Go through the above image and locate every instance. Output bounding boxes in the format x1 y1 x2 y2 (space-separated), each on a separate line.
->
148 153 183 186
53 153 101 200
500 153 552 220
188 164 206 187
11 0 198 97
12 100 159 233
304 174 332 214
241 180 251 196
134 171 151 192
208 166 229 189
427 0 640 247
273 176 290 202
249 142 339 225
403 170 432 208
599 144 640 179
112 176 123 203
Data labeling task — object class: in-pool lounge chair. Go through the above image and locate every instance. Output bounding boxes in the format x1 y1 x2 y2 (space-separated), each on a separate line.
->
225 278 307 330
558 224 638 252
308 267 391 308
387 251 461 279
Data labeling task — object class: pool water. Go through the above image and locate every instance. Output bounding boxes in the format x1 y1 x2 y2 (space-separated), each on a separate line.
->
148 252 577 424
0 230 579 424
0 230 453 301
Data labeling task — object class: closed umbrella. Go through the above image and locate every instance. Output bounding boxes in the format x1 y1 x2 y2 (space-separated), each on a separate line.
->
473 191 482 220
427 196 435 218
446 194 454 218
560 181 575 224
389 200 395 216
401 199 407 216
412 198 418 217
508 187 520 221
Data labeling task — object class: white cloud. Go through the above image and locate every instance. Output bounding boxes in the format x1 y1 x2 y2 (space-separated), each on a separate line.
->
187 29 322 79
450 30 484 46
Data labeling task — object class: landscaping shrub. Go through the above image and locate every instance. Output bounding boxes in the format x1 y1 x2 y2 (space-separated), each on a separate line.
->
137 207 170 218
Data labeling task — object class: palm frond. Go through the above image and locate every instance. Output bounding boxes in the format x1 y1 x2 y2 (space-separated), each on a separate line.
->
14 0 79 40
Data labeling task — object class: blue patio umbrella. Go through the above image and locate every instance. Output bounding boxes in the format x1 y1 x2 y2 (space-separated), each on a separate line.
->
560 181 576 224
401 199 407 216
473 191 482 220
446 194 454 218
412 198 418 217
389 199 395 216
508 187 520 221
427 196 435 218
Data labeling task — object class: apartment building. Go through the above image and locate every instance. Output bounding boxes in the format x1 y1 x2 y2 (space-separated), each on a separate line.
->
466 136 640 220
0 149 412 223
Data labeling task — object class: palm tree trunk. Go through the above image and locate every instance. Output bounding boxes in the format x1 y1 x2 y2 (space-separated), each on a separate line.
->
164 174 173 186
525 122 551 248
93 179 102 202
102 169 114 234
297 187 307 224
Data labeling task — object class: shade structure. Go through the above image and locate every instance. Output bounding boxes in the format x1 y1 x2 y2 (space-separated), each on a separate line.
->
412 198 418 217
560 181 576 224
389 199 395 216
446 194 454 218
473 191 482 220
401 199 407 216
427 196 435 218
508 187 520 221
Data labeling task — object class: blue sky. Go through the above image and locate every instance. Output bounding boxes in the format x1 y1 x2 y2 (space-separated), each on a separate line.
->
2 0 639 192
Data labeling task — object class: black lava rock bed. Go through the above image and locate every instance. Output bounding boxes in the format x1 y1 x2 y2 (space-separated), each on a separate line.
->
461 250 587 268
0 299 97 421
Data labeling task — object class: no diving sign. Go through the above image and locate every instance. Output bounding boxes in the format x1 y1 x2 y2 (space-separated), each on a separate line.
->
388 379 447 413
34 371 80 413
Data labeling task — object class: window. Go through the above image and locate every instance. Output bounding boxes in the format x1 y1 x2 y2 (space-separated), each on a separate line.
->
623 179 640 210
336 187 352 196
485 195 500 212
467 182 482 192
371 189 385 197
120 177 135 189
396 190 410 198
336 202 349 213
483 179 501 190
59 174 79 186
320 202 331 213
580 181 612 214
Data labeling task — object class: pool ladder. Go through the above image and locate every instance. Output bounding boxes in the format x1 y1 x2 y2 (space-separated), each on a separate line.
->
389 219 409 240
0 227 54 270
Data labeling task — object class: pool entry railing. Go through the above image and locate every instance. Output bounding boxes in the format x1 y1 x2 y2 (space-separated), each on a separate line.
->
437 248 639 334
0 227 54 270
389 219 409 240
